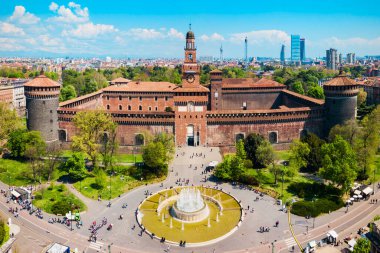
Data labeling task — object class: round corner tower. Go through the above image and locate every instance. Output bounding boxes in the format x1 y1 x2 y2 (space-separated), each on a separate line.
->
323 72 359 134
24 75 61 143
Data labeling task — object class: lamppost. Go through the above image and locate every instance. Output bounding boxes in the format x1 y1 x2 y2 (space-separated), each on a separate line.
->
312 195 317 228
109 171 112 200
281 169 285 198
373 166 376 195
271 240 277 253
70 203 74 231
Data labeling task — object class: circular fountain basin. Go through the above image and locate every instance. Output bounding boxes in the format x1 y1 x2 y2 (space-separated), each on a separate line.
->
171 187 210 222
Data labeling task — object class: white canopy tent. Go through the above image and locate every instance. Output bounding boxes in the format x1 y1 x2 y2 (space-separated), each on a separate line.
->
362 187 373 195
11 190 20 198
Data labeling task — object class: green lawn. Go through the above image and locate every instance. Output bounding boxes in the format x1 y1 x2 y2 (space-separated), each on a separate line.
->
245 167 313 201
73 173 164 200
33 184 86 215
275 150 291 161
61 150 143 164
0 158 66 187
0 158 34 186
0 223 9 247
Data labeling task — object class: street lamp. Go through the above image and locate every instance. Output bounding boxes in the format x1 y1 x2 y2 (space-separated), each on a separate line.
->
312 195 317 228
109 171 112 200
70 203 74 231
281 169 285 198
271 240 277 253
373 166 376 195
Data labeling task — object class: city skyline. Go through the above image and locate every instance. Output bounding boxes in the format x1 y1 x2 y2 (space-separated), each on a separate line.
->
0 0 380 58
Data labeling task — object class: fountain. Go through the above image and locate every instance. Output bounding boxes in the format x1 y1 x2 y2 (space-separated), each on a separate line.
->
171 187 210 222
216 213 219 222
170 218 173 229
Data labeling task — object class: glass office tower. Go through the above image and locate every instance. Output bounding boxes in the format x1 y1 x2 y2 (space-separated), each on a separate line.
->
291 35 301 64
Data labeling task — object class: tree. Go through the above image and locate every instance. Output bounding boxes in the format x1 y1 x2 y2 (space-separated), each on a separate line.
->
355 106 380 179
61 152 87 182
357 88 367 107
301 133 325 172
214 155 233 181
353 238 370 253
0 102 22 145
24 131 46 184
7 129 29 157
94 167 107 190
72 110 117 168
100 126 118 172
153 132 175 163
256 140 275 167
229 155 245 181
319 135 358 194
289 140 310 170
329 120 360 146
244 133 265 168
291 81 305 94
44 144 62 181
235 139 246 160
256 140 278 183
142 141 167 176
59 85 77 102
306 85 324 99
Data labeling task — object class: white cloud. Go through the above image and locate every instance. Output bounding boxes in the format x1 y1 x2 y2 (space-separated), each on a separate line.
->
127 28 164 40
62 22 118 39
49 2 89 23
230 30 290 45
49 2 59 12
0 38 25 51
200 33 225 41
0 22 25 36
167 28 184 40
10 6 40 25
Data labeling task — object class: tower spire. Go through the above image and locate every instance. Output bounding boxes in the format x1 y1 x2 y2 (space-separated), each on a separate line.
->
189 23 192 31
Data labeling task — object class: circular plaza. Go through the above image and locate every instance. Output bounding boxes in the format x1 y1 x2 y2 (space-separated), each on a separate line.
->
137 186 242 246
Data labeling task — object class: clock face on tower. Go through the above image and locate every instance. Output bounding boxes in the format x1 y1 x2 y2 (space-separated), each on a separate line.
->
186 74 195 83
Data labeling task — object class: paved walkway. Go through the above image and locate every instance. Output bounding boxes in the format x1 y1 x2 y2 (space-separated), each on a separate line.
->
0 146 379 253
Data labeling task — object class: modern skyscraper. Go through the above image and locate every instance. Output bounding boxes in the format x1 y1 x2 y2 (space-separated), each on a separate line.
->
300 38 305 62
219 44 223 62
338 53 342 65
280 44 285 64
291 35 301 64
326 48 338 70
347 53 356 64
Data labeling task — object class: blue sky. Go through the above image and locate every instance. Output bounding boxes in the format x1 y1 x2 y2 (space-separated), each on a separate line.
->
0 0 379 58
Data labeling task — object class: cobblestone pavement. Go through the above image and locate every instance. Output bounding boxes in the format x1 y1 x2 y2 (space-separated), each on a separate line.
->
0 146 378 253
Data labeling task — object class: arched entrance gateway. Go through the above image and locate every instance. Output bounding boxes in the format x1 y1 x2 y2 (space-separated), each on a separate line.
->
186 124 194 146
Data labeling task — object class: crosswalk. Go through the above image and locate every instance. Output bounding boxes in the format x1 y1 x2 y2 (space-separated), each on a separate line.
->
284 237 296 249
88 241 104 251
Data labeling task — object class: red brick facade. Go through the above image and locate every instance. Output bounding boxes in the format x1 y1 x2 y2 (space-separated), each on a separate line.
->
54 29 335 151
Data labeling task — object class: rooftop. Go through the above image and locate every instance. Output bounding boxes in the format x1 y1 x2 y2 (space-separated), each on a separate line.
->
110 77 131 84
324 74 357 86
103 81 177 92
24 75 60 88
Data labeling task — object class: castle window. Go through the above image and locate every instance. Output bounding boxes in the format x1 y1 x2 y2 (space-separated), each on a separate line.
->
135 134 145 146
155 96 158 101
268 132 278 144
155 106 158 111
149 106 152 111
128 105 131 110
107 105 110 110
129 96 132 101
139 105 142 111
235 133 245 143
106 96 109 100
119 105 122 110
165 96 168 101
139 96 142 101
119 96 122 101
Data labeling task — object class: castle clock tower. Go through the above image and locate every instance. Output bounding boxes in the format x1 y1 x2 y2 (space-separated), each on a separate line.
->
174 26 209 147
182 24 201 87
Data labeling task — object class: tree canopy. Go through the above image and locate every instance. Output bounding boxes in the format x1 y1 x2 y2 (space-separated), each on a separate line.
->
72 110 117 168
0 102 23 145
319 135 358 193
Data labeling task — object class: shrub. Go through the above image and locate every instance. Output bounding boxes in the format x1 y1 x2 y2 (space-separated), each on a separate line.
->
51 200 68 215
0 221 5 245
34 194 42 200
57 184 65 192
239 174 259 186
243 159 253 169
291 198 344 217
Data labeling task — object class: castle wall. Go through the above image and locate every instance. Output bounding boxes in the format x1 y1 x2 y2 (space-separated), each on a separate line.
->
27 97 59 142
220 92 282 110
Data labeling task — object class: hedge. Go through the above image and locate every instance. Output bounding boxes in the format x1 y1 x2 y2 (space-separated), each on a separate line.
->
291 198 344 217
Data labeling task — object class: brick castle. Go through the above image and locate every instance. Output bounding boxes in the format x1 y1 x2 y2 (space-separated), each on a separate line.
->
24 28 359 151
